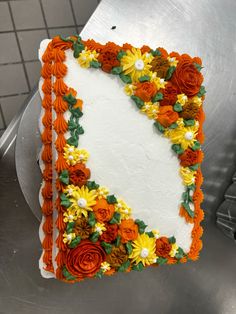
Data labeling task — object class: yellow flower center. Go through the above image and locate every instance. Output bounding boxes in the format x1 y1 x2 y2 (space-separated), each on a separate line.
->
135 59 144 70
185 131 193 141
140 248 149 258
77 198 87 208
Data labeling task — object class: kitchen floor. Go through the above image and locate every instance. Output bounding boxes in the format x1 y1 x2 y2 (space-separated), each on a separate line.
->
0 0 99 135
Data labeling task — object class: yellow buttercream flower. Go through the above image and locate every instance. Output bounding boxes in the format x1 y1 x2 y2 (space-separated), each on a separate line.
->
124 84 136 96
150 72 167 89
63 144 89 165
167 56 178 67
63 208 78 223
115 199 132 219
170 243 179 257
95 186 109 199
177 94 188 106
152 229 160 239
165 123 199 150
120 47 152 82
101 262 111 272
180 166 196 186
69 185 97 217
140 102 159 119
78 48 99 68
129 233 157 266
191 96 202 107
63 232 76 244
63 184 79 197
94 222 106 235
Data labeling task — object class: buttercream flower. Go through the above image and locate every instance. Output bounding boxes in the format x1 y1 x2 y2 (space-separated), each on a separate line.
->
115 199 132 219
64 184 79 197
63 232 76 244
65 240 106 279
191 96 202 107
141 102 159 119
171 54 203 97
92 199 115 222
106 244 128 268
100 224 118 242
150 73 167 89
129 233 156 266
84 39 103 52
180 101 199 120
119 219 138 243
124 84 136 96
97 42 120 73
69 185 97 217
152 229 160 239
165 123 199 150
177 94 188 106
94 222 106 235
78 48 99 68
95 186 109 199
100 261 111 272
134 81 157 102
140 45 151 54
180 166 196 186
156 105 179 127
68 163 90 187
63 145 89 165
150 55 169 78
63 208 78 223
178 149 203 167
170 243 179 257
160 82 178 106
155 237 171 258
120 47 152 82
167 56 178 67
74 216 91 239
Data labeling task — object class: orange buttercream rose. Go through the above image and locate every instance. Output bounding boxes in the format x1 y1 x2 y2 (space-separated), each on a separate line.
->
160 82 178 106
134 81 157 102
97 42 120 73
155 237 171 258
178 149 203 167
92 199 115 222
119 219 138 243
171 54 203 97
156 106 179 127
68 163 90 187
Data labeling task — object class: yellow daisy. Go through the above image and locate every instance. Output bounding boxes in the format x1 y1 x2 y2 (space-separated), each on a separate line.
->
191 95 202 107
150 72 167 89
63 208 78 223
165 123 199 150
167 56 179 67
180 167 196 186
115 199 132 219
95 186 109 199
170 243 179 257
78 48 99 68
124 84 136 96
120 47 152 82
94 222 106 235
129 233 157 266
177 94 188 106
69 185 97 217
63 232 76 244
140 102 159 119
63 184 79 197
63 144 89 165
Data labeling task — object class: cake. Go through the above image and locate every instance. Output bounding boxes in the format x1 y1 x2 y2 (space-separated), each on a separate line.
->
38 35 205 282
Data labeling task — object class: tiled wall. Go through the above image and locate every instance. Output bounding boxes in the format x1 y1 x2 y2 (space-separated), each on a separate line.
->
0 0 99 135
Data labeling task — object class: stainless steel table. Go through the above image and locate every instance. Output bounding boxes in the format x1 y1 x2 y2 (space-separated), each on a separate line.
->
1 0 236 313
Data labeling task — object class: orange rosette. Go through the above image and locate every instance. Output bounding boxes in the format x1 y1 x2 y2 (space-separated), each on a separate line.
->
119 219 138 243
155 237 172 258
68 163 91 187
156 106 179 127
134 81 157 102
92 199 115 222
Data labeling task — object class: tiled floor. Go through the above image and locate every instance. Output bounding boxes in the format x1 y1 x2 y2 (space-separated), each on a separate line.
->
0 0 99 133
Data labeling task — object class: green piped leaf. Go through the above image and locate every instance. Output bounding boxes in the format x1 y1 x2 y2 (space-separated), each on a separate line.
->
193 62 203 72
59 36 74 43
69 236 81 248
110 212 121 224
60 193 71 208
95 269 103 279
171 144 184 155
62 267 77 281
88 212 96 227
101 242 113 254
139 75 150 82
168 236 176 244
117 50 126 61
168 122 178 129
73 42 84 58
184 119 195 126
154 121 165 133
132 262 144 271
115 235 121 247
156 257 168 265
135 219 147 234
86 181 100 191
150 49 161 57
63 93 77 106
182 202 194 218
126 242 133 255
107 194 117 204
175 247 185 259
189 163 200 171
118 260 130 272
119 73 132 84
111 66 123 75
192 141 201 151
66 135 78 147
75 125 84 135
90 231 100 242
90 60 101 68
131 95 144 109
165 66 176 80
59 169 69 185
71 107 83 118
146 231 154 238
152 92 163 102
173 102 183 112
197 85 206 97
68 118 77 131
66 221 75 234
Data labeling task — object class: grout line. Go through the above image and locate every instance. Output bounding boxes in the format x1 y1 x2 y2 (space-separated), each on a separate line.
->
0 25 85 34
38 0 50 38
0 92 29 99
0 104 7 129
69 0 79 34
0 59 39 66
8 2 31 93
